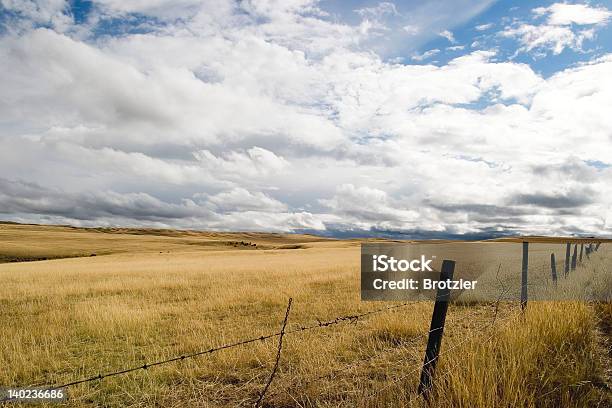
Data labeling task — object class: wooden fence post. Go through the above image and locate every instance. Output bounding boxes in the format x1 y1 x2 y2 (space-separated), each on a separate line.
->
521 242 528 311
564 243 571 277
571 244 577 271
418 259 455 397
550 253 557 286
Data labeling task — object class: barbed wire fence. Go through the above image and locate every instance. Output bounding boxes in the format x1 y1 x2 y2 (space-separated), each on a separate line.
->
3 301 420 400
358 309 522 406
1 240 606 406
267 308 485 404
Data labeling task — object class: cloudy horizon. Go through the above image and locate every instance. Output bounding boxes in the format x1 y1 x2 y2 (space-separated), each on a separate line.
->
1 0 611 238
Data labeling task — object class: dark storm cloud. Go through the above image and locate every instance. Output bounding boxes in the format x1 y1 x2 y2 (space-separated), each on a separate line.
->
509 189 595 209
431 203 529 216
0 178 215 221
298 226 521 240
531 157 595 179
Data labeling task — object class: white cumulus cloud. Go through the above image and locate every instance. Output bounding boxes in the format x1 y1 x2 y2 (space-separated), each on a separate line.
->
502 2 611 56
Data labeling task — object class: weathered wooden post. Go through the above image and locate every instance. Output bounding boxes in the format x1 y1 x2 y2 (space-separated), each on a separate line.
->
579 244 584 263
550 253 557 286
571 244 577 271
521 242 528 311
418 260 455 397
564 243 571 277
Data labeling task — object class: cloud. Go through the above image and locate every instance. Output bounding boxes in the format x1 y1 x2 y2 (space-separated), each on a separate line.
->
501 2 611 56
0 178 322 231
534 3 612 26
502 23 595 56
0 178 212 221
509 188 595 209
402 24 420 35
329 0 497 57
320 184 419 229
354 2 399 19
531 156 596 180
432 203 528 217
193 147 290 180
411 48 440 61
91 0 206 20
0 1 611 237
0 0 72 31
202 187 288 213
439 29 456 43
475 22 494 31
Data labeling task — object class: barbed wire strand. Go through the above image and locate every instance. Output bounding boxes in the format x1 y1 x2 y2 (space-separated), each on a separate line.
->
254 297 292 408
9 301 418 397
269 310 479 404
312 310 480 383
7 295 549 403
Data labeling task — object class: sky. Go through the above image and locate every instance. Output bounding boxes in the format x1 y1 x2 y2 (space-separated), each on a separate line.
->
0 0 611 239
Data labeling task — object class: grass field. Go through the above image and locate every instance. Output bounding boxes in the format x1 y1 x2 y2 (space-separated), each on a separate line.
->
0 223 610 407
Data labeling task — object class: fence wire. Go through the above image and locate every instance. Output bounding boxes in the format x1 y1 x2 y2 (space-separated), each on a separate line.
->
268 310 479 403
5 301 418 399
361 306 524 404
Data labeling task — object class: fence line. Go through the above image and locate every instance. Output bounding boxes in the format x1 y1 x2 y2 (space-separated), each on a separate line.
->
269 311 479 402
11 301 420 397
521 240 604 311
405 309 523 405
360 240 603 404
362 307 524 404
3 240 606 405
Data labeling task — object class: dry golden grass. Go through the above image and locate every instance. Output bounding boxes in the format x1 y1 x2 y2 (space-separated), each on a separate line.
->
0 223 609 407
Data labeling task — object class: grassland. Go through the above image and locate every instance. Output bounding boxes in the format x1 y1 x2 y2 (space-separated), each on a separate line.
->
0 223 610 407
